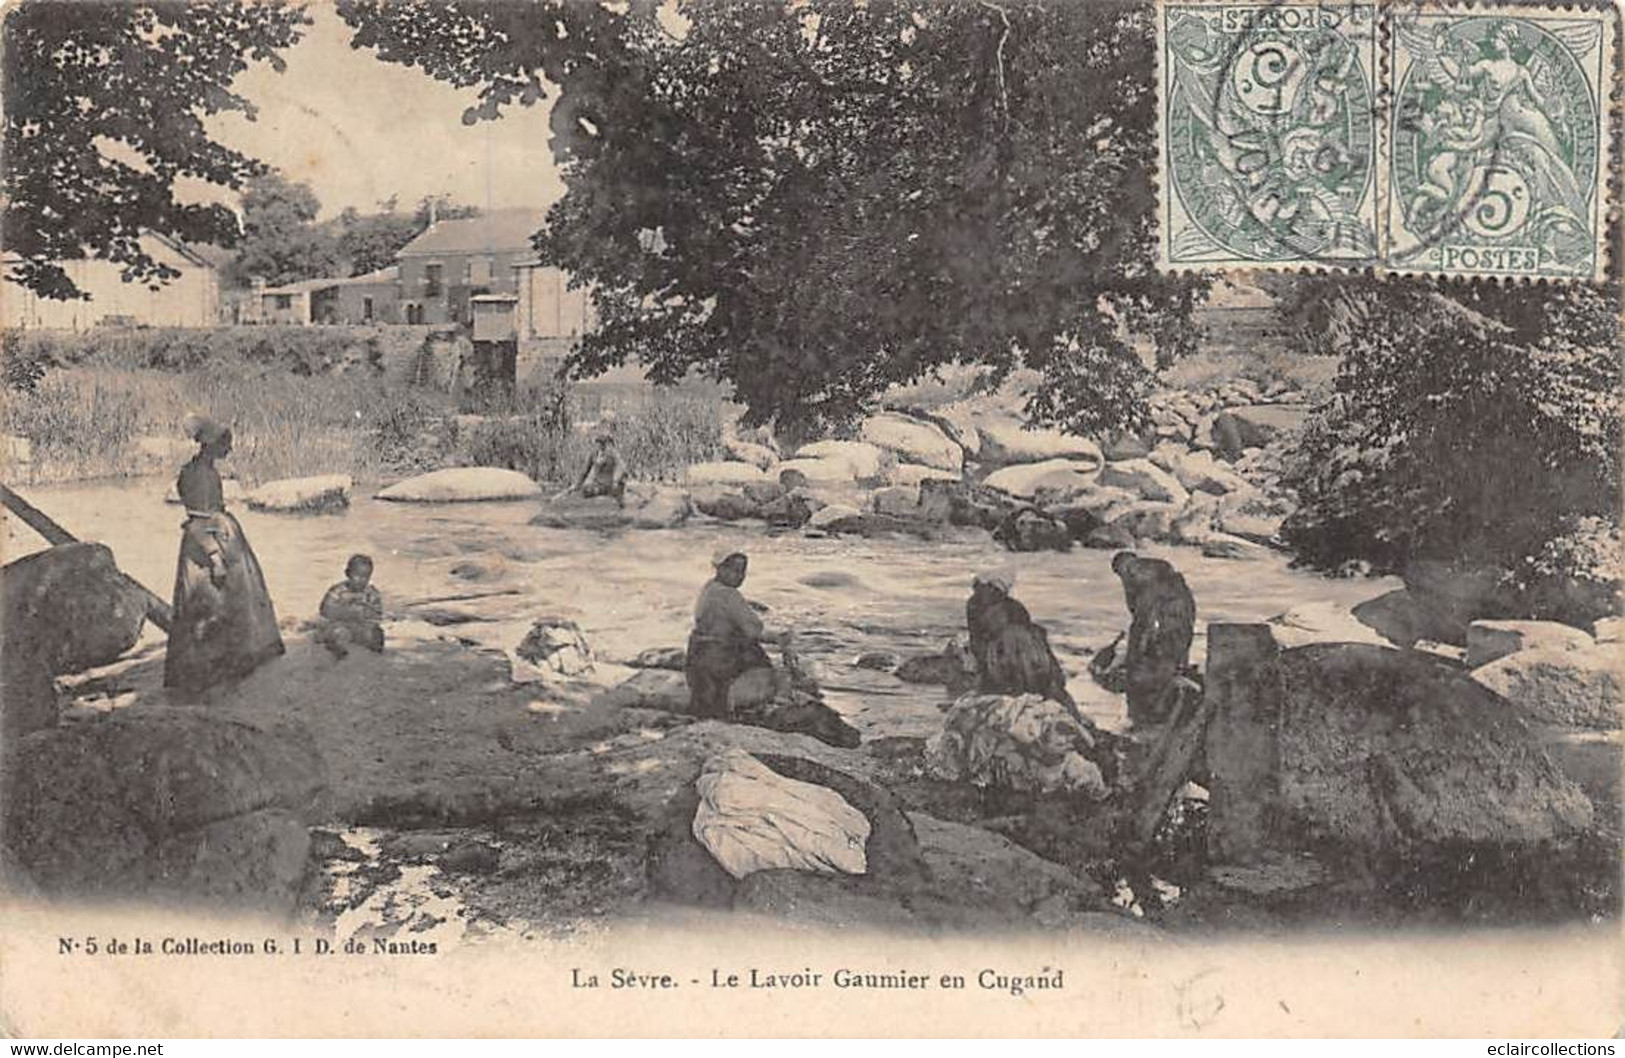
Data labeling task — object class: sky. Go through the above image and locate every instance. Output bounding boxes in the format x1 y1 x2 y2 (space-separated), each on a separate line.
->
199 6 568 220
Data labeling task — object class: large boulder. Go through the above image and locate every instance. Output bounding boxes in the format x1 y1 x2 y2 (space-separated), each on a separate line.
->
628 486 694 529
1208 404 1309 460
686 461 771 488
377 467 542 503
1206 634 1595 861
1266 602 1395 649
889 463 961 488
859 413 963 473
1199 533 1273 560
1471 647 1623 730
1465 620 1597 669
691 487 765 522
1149 445 1251 496
926 694 1114 800
2 543 148 679
1097 459 1190 506
1168 493 1220 545
914 402 982 459
1352 588 1480 649
981 459 1101 500
1107 500 1180 543
245 474 351 514
806 504 866 533
994 509 1072 553
2 710 325 913
976 416 1103 469
793 440 887 481
916 479 1024 530
723 439 779 471
2 543 148 741
869 485 922 518
776 457 855 487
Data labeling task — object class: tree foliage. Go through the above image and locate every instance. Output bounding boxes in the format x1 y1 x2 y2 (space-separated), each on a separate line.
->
223 171 343 287
2 0 307 299
1279 277 1622 592
339 0 1206 434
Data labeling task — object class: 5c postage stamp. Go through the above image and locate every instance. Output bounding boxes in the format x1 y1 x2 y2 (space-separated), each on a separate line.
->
1157 1 1617 280
1157 3 1382 270
1388 5 1615 281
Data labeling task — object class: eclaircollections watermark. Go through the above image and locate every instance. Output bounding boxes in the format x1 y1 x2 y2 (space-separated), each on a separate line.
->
1156 1 1617 281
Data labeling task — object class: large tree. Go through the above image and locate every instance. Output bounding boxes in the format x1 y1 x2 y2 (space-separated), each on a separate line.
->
2 1 308 299
340 0 1206 435
223 171 343 287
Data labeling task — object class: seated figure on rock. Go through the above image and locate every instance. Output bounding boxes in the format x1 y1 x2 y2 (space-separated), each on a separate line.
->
573 417 629 504
315 553 385 659
685 547 787 719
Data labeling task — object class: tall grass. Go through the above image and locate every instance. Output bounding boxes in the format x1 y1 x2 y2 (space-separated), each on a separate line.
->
462 379 726 485
2 373 141 478
1 365 417 484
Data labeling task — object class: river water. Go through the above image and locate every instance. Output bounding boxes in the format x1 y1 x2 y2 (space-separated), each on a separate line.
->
4 477 1399 739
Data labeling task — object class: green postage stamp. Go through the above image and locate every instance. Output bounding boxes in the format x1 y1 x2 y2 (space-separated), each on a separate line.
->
1157 2 1617 280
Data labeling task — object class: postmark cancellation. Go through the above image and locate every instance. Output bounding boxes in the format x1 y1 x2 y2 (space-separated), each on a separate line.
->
1156 1 1617 281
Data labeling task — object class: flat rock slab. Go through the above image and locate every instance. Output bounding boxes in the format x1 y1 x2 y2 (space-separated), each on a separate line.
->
376 468 542 503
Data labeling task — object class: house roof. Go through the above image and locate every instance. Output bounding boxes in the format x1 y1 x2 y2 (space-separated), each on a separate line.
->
261 266 398 296
397 209 547 258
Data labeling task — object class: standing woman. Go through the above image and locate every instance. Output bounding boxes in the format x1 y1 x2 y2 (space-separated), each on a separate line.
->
164 415 285 697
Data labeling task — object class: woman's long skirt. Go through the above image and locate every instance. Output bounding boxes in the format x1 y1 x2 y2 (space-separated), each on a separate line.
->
164 512 285 696
685 632 772 719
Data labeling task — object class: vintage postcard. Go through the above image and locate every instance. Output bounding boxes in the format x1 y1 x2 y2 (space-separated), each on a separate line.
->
1 0 1621 1040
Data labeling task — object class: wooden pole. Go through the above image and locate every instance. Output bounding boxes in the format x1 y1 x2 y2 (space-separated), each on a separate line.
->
0 483 172 634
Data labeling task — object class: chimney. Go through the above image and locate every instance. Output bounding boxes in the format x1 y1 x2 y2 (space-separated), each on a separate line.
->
429 198 438 226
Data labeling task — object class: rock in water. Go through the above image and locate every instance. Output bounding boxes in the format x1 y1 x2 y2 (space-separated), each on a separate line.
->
245 474 352 514
1470 646 1623 730
377 467 542 503
926 694 1112 799
1266 602 1394 649
1098 458 1191 506
2 711 324 912
511 619 595 680
632 646 687 671
1465 620 1597 669
854 651 901 672
896 640 974 687
776 457 855 487
994 509 1073 552
686 461 771 487
794 440 888 481
692 749 872 879
975 417 1103 469
889 464 961 488
859 412 964 472
691 487 765 522
723 439 779 471
981 459 1102 500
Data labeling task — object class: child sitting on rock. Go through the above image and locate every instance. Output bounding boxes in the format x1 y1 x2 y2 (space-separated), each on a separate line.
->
315 553 384 658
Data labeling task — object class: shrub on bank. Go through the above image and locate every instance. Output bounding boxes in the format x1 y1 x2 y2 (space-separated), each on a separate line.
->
1281 281 1620 619
2 325 429 377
